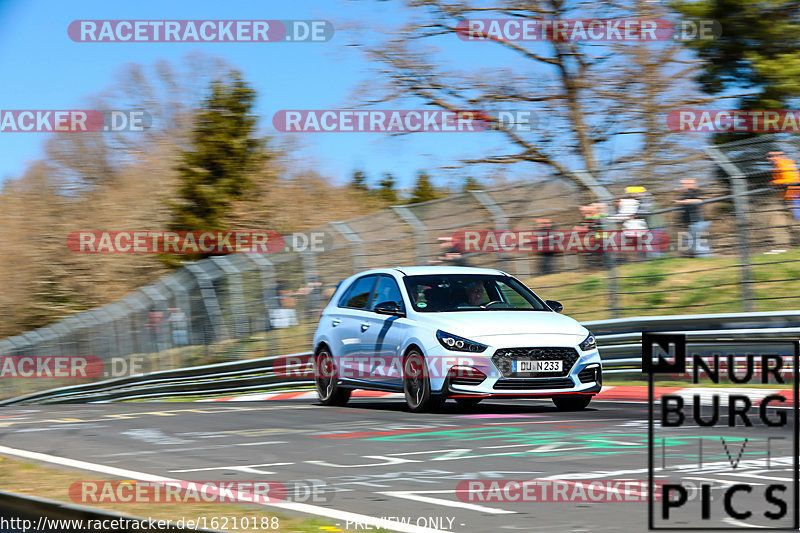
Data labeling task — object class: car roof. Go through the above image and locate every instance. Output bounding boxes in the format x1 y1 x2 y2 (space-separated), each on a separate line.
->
390 265 507 276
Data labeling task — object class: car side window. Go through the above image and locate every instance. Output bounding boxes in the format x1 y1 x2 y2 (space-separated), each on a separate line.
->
370 275 405 311
338 275 378 309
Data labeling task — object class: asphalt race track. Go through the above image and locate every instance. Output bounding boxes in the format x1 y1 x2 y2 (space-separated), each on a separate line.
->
0 397 796 532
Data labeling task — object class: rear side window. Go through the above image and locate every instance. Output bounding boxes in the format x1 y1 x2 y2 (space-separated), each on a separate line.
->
338 275 378 309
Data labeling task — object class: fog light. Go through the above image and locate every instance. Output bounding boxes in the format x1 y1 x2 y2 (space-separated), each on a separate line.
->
448 366 487 386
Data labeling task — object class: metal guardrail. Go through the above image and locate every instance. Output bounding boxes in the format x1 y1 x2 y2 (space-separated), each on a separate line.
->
0 352 314 405
2 311 798 406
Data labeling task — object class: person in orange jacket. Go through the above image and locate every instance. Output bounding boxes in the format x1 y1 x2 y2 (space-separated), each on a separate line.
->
768 151 800 218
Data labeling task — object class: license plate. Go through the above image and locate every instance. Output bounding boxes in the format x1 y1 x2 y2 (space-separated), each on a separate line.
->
512 360 562 373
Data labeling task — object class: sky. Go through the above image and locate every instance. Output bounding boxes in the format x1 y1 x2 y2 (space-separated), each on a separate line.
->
0 0 545 190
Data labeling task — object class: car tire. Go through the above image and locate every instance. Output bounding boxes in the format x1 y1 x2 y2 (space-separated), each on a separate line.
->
552 394 592 411
455 397 482 409
403 349 444 412
315 349 351 406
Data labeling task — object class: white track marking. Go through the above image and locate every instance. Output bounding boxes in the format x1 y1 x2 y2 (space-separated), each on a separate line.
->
234 441 288 446
536 456 796 479
169 462 294 474
379 490 516 515
722 517 772 528
306 455 422 468
712 471 792 482
0 445 451 533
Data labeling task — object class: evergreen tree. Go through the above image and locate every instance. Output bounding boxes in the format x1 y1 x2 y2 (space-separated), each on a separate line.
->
675 0 800 113
378 172 398 203
408 170 439 204
350 169 368 192
171 73 264 234
461 176 480 192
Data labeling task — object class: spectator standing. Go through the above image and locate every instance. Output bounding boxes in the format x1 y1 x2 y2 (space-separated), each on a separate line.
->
575 204 606 269
535 218 556 275
167 307 188 346
633 186 665 257
767 151 800 247
674 178 712 257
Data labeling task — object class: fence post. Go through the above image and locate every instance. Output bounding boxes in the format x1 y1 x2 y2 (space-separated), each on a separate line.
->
209 256 249 342
162 273 193 349
392 206 428 265
705 146 755 312
330 221 366 274
573 170 620 318
241 253 278 334
301 250 321 313
184 263 231 342
469 190 518 275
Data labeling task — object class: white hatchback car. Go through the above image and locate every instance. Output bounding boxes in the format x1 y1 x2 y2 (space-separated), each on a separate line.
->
312 266 601 412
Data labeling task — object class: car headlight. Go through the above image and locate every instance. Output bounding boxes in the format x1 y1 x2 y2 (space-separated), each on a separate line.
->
436 330 488 352
579 332 597 351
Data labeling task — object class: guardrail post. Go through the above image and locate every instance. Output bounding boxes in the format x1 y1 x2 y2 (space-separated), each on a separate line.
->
705 147 755 312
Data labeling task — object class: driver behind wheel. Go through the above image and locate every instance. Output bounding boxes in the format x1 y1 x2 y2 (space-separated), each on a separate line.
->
460 281 486 307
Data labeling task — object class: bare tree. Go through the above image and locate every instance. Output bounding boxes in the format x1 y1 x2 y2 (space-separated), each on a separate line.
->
352 0 727 195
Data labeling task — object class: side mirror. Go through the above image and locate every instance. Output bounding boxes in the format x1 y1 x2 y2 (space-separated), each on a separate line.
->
374 301 405 317
545 300 563 313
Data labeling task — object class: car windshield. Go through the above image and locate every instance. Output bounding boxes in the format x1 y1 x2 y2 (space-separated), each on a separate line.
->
403 274 549 312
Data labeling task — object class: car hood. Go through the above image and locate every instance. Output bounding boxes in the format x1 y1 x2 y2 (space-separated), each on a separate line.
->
419 311 587 340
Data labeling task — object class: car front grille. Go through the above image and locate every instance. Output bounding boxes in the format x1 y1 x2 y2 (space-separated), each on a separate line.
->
491 347 580 378
493 377 574 390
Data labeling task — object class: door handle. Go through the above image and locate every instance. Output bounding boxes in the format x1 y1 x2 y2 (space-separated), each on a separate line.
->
360 322 370 332
331 319 341 327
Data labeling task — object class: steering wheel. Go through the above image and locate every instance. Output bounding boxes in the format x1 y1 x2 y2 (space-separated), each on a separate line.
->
483 300 506 309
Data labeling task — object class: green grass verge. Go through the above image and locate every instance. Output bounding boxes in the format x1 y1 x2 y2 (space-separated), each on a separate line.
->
523 248 800 321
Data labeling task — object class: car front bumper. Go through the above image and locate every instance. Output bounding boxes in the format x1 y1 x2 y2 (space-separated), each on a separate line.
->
426 343 602 398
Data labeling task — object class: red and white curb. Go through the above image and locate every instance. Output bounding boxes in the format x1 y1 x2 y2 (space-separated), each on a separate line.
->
198 389 404 402
199 386 795 405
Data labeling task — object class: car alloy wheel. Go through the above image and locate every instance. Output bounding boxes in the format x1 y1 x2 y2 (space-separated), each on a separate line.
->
315 349 351 406
403 349 444 412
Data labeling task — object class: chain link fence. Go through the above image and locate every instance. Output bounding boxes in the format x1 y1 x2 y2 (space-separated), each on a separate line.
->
2 135 800 399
